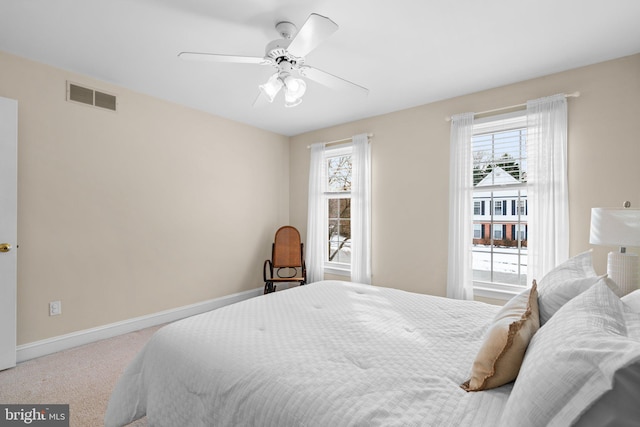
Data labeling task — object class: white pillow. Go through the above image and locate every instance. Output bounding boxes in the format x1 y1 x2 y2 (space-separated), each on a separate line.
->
536 250 602 325
622 289 640 313
538 275 623 325
499 279 640 427
537 250 597 287
573 361 640 426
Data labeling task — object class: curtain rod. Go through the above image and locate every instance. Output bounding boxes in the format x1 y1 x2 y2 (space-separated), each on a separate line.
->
444 91 580 122
306 133 374 149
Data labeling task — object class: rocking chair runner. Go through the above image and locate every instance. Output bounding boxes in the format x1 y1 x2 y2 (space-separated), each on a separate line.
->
263 226 306 294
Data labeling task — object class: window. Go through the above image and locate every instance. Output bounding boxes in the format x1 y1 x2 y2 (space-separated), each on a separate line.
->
514 224 527 240
492 224 504 240
325 146 352 273
473 224 483 239
494 200 503 216
307 134 371 284
472 112 528 296
474 201 481 215
449 94 568 301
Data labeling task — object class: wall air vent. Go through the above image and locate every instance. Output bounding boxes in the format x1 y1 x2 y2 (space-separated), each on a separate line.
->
66 81 117 112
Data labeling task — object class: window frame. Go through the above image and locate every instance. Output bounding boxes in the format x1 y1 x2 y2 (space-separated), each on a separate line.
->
472 111 529 300
323 144 353 276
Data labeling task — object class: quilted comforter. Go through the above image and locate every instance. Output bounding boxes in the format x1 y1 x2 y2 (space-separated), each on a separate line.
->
105 280 512 426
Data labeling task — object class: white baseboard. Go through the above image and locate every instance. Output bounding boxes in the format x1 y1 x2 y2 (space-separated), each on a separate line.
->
16 287 263 363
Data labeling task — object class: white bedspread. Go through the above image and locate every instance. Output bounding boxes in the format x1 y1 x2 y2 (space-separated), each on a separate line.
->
105 280 511 426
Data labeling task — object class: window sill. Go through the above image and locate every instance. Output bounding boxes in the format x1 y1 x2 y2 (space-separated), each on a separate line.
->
473 282 525 301
324 266 351 277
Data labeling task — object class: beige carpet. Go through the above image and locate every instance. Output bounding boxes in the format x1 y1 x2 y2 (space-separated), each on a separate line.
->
0 325 163 426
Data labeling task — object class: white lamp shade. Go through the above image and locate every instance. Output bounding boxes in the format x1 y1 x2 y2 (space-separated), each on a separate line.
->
259 73 283 103
284 95 303 108
589 208 640 248
284 76 307 108
284 77 306 98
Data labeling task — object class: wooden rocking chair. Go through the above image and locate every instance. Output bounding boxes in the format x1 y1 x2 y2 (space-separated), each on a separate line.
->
263 226 306 294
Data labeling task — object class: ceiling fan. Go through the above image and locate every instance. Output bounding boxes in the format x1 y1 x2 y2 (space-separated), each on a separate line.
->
178 13 369 108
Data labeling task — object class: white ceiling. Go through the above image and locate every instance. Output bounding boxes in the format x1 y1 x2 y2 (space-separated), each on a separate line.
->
1 0 640 136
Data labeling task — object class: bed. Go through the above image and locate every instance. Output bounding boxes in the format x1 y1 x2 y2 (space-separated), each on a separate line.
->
105 252 640 427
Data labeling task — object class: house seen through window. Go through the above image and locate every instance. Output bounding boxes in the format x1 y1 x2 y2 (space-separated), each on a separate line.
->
472 113 528 295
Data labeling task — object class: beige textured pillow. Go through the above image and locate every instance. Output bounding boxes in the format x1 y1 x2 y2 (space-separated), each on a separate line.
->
462 282 540 391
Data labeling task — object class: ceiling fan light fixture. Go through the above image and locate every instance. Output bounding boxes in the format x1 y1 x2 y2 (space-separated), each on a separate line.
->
284 94 303 108
283 76 307 107
284 76 307 99
259 73 283 103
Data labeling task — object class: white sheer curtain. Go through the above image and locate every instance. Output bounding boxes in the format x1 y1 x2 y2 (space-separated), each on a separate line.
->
306 143 326 284
447 113 475 300
526 94 569 281
350 133 372 284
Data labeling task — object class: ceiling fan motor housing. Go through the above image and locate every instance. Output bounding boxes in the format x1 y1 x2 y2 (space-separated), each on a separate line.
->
264 38 302 65
275 21 297 39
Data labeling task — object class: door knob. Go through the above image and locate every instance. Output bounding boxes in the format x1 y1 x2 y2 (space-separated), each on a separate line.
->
0 243 12 253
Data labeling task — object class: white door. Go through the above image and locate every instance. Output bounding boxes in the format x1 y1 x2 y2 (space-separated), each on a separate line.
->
0 97 17 370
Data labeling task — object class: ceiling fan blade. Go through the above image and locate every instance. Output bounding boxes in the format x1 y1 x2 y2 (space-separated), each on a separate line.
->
298 66 369 96
178 52 271 65
287 13 338 58
252 91 271 108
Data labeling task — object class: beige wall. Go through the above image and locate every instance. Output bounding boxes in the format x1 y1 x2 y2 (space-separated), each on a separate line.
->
0 51 290 345
290 54 640 298
3 50 639 344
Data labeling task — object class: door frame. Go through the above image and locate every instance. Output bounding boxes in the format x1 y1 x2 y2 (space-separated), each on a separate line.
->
0 96 18 370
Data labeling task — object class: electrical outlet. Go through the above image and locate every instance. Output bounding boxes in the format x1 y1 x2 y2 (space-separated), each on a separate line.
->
49 301 62 316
